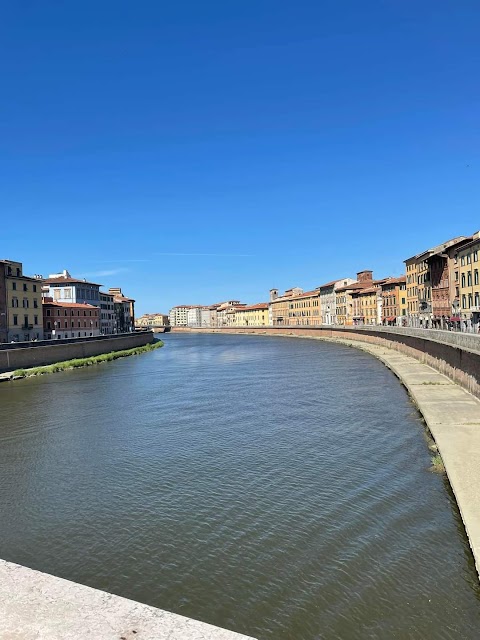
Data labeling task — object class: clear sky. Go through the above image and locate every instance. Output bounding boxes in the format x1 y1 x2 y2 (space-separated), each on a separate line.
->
1 1 479 314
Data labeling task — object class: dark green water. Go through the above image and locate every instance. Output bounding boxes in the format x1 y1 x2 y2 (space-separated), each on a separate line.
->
0 333 479 639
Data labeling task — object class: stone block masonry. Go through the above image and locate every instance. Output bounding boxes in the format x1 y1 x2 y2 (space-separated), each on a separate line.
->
0 332 155 374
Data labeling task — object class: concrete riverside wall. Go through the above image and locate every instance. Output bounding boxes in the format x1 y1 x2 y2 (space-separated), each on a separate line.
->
173 326 480 399
0 331 155 373
0 559 256 640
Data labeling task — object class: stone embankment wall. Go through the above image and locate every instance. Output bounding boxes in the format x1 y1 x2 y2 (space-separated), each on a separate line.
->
173 326 480 399
0 331 155 373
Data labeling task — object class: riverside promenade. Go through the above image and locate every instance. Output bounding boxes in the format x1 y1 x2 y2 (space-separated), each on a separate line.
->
174 326 480 580
0 559 255 640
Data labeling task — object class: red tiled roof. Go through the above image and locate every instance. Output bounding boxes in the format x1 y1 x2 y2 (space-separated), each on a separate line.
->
382 276 406 285
239 303 269 311
318 280 338 289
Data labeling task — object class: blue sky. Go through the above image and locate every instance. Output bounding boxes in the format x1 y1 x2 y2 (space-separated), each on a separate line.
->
1 1 479 314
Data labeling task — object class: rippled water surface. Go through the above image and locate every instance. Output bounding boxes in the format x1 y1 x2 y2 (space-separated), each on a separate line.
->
1 333 480 639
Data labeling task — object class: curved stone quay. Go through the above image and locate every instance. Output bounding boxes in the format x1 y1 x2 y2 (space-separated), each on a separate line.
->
0 559 256 640
327 336 480 580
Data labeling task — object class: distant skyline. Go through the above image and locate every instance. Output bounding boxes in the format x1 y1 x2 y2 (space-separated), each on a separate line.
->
2 1 479 314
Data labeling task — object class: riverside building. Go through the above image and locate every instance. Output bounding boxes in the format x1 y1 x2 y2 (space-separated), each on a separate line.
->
187 306 211 327
319 279 355 325
109 288 135 333
381 276 407 325
235 303 269 327
169 305 190 327
0 259 43 342
43 270 102 307
269 287 303 325
335 271 375 326
42 299 100 339
100 291 115 335
455 231 480 332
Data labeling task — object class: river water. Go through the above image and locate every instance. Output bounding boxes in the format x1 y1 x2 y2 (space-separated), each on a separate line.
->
0 333 479 639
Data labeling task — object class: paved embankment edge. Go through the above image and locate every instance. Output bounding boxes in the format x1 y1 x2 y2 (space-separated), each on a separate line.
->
178 328 480 580
0 559 256 640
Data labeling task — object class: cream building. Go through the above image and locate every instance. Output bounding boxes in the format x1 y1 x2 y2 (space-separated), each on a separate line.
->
169 305 190 326
319 278 355 325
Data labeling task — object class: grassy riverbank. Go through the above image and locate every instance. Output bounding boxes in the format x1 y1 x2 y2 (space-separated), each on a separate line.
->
12 340 163 379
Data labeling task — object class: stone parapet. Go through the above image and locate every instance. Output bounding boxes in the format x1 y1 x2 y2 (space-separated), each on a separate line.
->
0 559 256 639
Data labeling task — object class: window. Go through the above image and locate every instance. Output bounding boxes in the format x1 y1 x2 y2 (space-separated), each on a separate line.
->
33 284 37 292
461 256 465 266
468 272 472 286
34 315 38 325
54 289 61 300
474 251 478 263
467 254 472 265
462 274 466 287
12 297 18 308
12 282 16 290
462 294 466 309
64 288 72 299
47 321 51 329
24 315 28 327
13 315 18 326
23 283 27 291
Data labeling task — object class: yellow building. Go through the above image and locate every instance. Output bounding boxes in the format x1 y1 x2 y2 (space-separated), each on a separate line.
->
269 288 303 325
356 286 380 325
287 289 321 325
235 303 269 326
456 231 480 331
381 276 407 325
336 271 374 326
136 313 169 328
0 260 43 342
269 287 321 326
